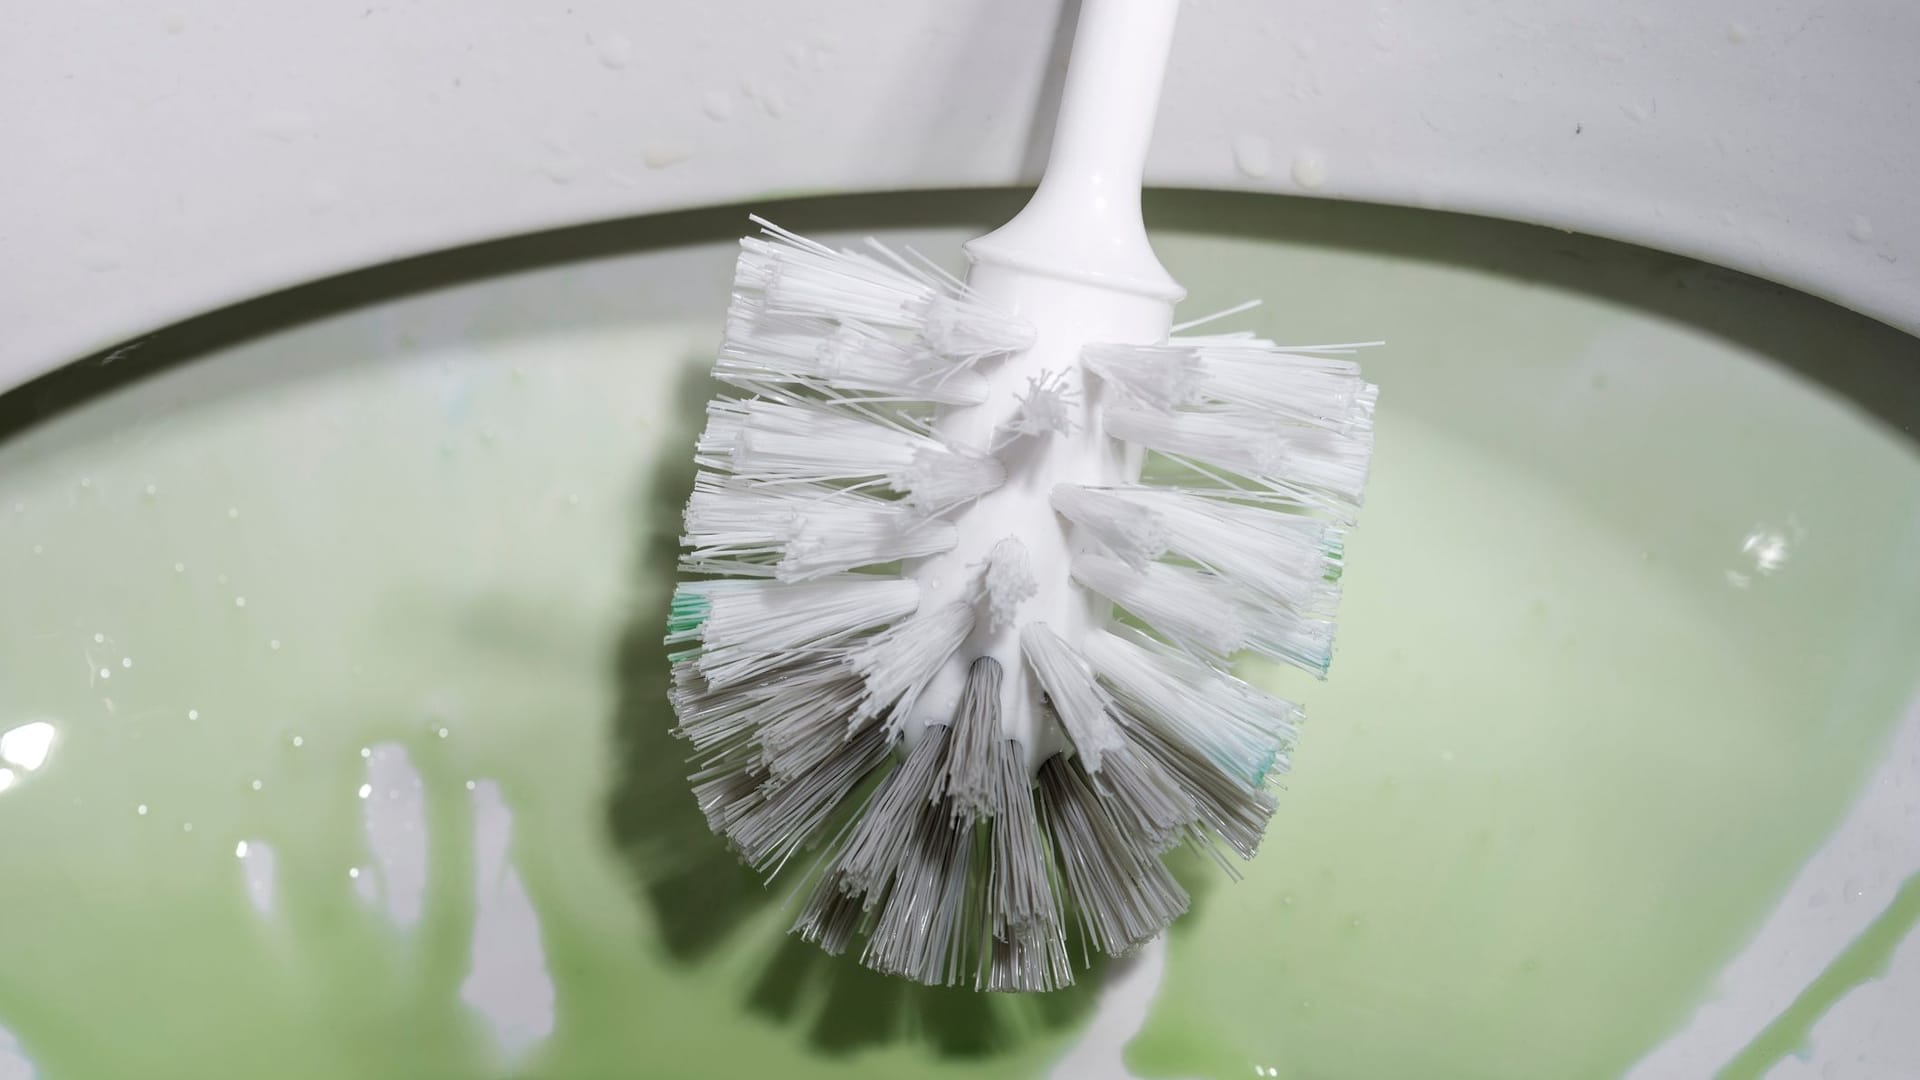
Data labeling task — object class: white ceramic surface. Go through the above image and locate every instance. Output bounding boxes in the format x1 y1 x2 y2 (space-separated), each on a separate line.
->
3 0 1917 388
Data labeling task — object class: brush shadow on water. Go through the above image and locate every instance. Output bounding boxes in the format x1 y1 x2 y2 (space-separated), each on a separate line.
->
602 355 767 962
601 358 1111 1057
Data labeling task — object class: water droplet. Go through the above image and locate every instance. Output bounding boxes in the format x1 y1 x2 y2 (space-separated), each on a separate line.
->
79 476 92 489
291 735 304 748
437 727 450 739
145 484 158 497
594 31 633 70
182 821 194 833
234 596 247 608
1727 21 1750 43
269 639 282 651
358 783 373 799
644 143 693 169
1843 877 1864 902
99 668 112 680
542 156 585 184
566 493 581 506
121 657 132 669
762 90 789 118
1232 134 1272 179
348 867 361 879
31 545 43 556
465 780 477 791
216 574 229 585
1349 916 1364 929
703 90 733 121
1291 148 1328 189
251 779 263 791
226 507 239 520
234 840 249 858
1280 892 1295 906
93 633 105 643
360 747 372 759
1848 215 1875 243
137 803 149 815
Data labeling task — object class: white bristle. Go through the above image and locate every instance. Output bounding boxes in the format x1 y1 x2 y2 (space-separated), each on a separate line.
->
916 292 1040 363
738 216 1034 362
898 446 1009 512
1104 401 1374 511
849 601 976 730
1086 732 1202 854
1083 342 1203 409
974 537 1038 632
1022 626 1202 854
1018 623 1125 773
1099 337 1379 433
717 300 990 405
1058 485 1342 611
1072 553 1337 677
667 576 920 687
1085 627 1301 788
669 218 1378 992
1048 484 1171 569
696 398 1004 510
681 473 958 581
991 367 1080 450
1069 554 1242 660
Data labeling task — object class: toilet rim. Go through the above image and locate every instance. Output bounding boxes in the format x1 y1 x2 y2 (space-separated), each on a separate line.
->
1 0 1915 400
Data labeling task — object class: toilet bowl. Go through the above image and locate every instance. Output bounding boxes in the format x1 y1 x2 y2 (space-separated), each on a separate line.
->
1 4 1916 1078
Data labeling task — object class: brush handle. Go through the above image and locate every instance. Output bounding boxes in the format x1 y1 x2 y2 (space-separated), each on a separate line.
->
909 0 1186 768
965 0 1184 300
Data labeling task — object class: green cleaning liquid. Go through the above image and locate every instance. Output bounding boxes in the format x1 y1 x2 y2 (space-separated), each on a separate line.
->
0 200 1915 1079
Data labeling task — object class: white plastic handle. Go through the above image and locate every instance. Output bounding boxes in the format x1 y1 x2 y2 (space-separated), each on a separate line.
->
965 0 1184 300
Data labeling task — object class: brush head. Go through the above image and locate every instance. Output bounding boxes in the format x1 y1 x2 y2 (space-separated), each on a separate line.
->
668 220 1377 991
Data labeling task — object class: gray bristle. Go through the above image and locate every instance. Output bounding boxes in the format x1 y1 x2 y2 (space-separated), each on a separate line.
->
859 796 974 982
1084 743 1199 855
791 657 1076 991
672 643 901 880
937 653 1001 819
685 622 1267 990
829 722 951 900
1116 707 1278 865
792 877 865 956
984 740 1072 991
1036 754 1191 959
728 722 894 877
